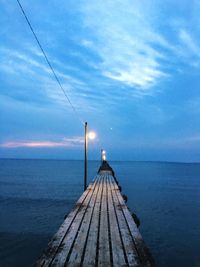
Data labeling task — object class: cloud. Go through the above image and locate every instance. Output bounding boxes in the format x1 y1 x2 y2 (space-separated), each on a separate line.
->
78 0 200 94
178 29 200 59
0 47 81 85
80 0 172 90
0 46 89 108
1 0 200 111
0 137 84 148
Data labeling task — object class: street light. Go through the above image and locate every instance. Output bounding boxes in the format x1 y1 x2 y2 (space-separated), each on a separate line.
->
88 131 96 140
84 122 96 191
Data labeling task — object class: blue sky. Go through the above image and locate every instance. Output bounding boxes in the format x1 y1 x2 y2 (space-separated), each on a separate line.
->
0 0 200 161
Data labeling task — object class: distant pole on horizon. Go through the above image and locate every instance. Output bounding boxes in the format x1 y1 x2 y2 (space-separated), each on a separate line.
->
84 122 88 191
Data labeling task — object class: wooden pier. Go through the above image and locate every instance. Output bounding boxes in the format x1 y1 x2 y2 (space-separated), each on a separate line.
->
35 162 155 267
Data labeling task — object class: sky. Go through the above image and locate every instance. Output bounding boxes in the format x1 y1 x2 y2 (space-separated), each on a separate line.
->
0 0 200 161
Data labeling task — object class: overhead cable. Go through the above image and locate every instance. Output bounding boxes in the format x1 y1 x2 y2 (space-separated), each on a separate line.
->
16 0 84 125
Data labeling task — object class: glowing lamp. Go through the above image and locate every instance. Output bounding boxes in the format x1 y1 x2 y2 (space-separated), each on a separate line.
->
88 131 96 140
102 154 106 161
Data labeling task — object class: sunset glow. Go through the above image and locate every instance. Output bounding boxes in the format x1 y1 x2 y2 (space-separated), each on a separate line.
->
0 137 84 148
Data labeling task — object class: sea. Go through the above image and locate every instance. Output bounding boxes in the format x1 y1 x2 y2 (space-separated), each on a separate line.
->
0 159 200 267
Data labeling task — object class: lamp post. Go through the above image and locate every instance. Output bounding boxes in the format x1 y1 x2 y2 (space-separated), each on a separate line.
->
84 122 88 191
84 122 96 191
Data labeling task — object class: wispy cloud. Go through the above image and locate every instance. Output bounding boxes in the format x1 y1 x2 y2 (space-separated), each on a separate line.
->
0 137 84 148
0 46 90 108
80 0 172 90
179 30 200 56
79 0 200 93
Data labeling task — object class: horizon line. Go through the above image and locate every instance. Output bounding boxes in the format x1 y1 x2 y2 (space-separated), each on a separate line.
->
0 157 200 164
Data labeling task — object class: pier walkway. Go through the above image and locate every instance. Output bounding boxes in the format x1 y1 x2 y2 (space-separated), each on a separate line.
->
35 162 155 267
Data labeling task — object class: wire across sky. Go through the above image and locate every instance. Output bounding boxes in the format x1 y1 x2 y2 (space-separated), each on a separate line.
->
16 0 84 126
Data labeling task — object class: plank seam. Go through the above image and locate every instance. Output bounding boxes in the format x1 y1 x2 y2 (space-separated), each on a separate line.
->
110 175 152 266
80 176 104 266
110 176 141 266
108 175 129 266
64 176 101 266
38 180 96 267
106 174 113 267
111 178 142 264
95 175 104 266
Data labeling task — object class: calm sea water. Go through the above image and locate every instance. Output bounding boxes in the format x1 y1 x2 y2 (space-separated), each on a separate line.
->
0 159 200 267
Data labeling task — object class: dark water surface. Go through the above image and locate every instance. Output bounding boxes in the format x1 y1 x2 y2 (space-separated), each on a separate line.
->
0 159 199 267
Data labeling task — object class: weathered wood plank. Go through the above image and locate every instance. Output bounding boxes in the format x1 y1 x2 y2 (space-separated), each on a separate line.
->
35 178 98 267
109 175 155 267
109 175 140 267
35 162 155 267
98 175 111 267
82 175 104 266
107 175 127 266
67 176 103 266
50 177 100 267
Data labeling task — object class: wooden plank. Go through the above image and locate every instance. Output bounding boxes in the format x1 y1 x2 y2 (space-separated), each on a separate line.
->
109 176 140 267
81 175 104 266
67 175 103 266
35 166 155 267
49 176 100 267
106 175 127 266
109 175 155 267
98 175 111 267
35 178 98 267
